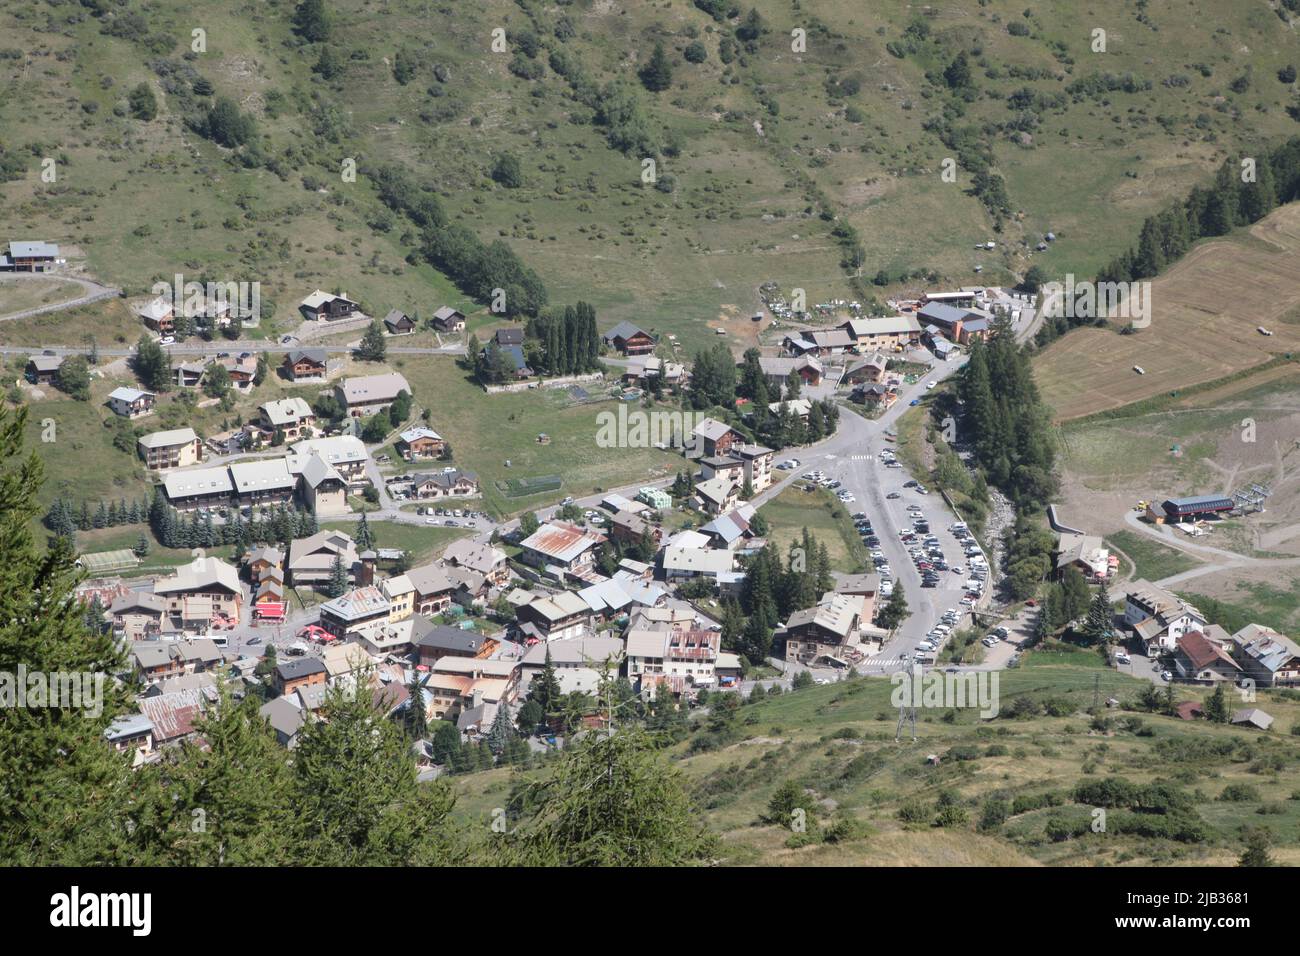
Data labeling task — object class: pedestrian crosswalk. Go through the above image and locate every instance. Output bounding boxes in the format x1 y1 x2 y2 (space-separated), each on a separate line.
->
863 658 907 669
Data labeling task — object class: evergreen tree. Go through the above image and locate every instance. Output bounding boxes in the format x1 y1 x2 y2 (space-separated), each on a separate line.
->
878 584 909 630
528 648 563 720
294 0 332 42
358 320 387 362
487 705 514 757
1081 578 1116 645
354 510 375 551
326 553 348 598
405 670 428 740
1203 682 1230 723
639 42 674 92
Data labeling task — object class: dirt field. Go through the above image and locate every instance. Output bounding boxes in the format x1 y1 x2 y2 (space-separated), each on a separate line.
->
1035 204 1300 421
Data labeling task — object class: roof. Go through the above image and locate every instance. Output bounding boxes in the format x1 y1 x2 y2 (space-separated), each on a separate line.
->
137 689 206 741
520 521 606 564
694 475 737 506
429 656 518 678
442 539 506 574
104 713 154 742
260 397 314 427
288 529 355 571
526 589 592 622
260 696 306 741
755 356 822 379
603 321 652 343
162 466 234 500
416 624 485 654
383 309 412 328
338 372 411 406
290 435 367 467
319 586 390 623
837 573 880 596
301 289 357 309
108 386 153 404
154 557 242 596
1176 630 1241 673
411 467 477 491
493 328 524 346
286 347 328 366
917 302 975 328
692 417 737 442
432 305 464 321
275 657 328 681
1231 624 1300 673
230 458 296 494
700 503 758 544
399 426 443 444
521 636 625 667
298 453 343 490
784 593 859 639
1162 495 1235 515
138 427 198 450
110 591 167 615
1231 708 1274 730
406 562 454 597
805 329 853 349
661 546 735 575
27 354 63 372
10 241 59 258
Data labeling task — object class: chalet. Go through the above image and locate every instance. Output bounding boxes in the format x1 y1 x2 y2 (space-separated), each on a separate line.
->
693 475 739 515
851 383 896 410
382 309 416 335
784 328 853 356
246 544 284 580
1 240 60 272
173 359 209 389
1055 533 1113 582
335 371 411 417
661 546 736 587
216 352 258 391
493 328 524 347
138 428 202 470
442 539 510 587
690 417 742 457
24 353 63 384
1231 624 1300 688
300 289 360 322
752 355 823 389
516 590 593 643
274 657 328 697
782 593 862 665
410 467 479 500
282 348 328 382
260 696 307 748
843 353 888 385
519 636 624 695
287 530 357 588
110 591 167 641
422 657 518 721
623 354 687 387
608 509 663 550
838 315 923 351
259 397 316 441
396 426 444 460
416 623 494 667
318 586 390 640
153 557 243 628
137 688 209 746
602 321 656 356
406 563 457 615
1231 709 1275 731
519 521 607 576
297 453 348 517
1173 630 1242 683
161 466 233 511
431 306 466 333
103 714 156 757
107 387 156 419
699 503 760 550
138 297 174 333
1124 580 1207 655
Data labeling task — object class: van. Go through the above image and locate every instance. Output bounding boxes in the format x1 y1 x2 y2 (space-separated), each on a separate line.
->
207 634 229 648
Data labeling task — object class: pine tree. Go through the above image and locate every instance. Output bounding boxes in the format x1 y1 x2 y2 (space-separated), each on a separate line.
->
528 648 563 719
358 320 387 362
1203 682 1230 723
405 670 428 740
326 553 348 598
1081 578 1115 645
354 510 375 551
487 705 514 756
639 42 674 92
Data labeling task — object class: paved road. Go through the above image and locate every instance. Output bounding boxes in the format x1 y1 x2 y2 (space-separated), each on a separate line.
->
0 273 121 322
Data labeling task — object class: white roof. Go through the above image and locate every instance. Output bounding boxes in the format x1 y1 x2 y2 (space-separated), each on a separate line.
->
138 297 172 320
108 386 153 404
260 397 314 427
230 458 295 493
138 427 197 450
338 372 411 406
662 547 735 575
290 435 367 467
163 466 233 498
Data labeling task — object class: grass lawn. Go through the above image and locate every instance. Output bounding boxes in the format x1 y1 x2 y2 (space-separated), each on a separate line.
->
1106 529 1201 582
319 519 470 567
759 484 867 573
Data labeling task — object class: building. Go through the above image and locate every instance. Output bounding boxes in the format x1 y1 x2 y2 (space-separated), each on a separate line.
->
297 454 349 517
110 591 167 641
690 418 742 458
153 557 243 628
782 593 862 665
431 306 466 332
1055 532 1113 582
25 354 63 384
318 586 391 640
602 321 656 355
731 443 773 493
916 302 982 343
289 435 368 485
1230 624 1300 688
1147 495 1236 525
335 372 411 417
382 309 416 335
172 359 208 389
519 636 624 696
161 466 233 511
259 398 317 441
422 657 519 721
1123 581 1207 655
516 590 593 642
752 355 823 389
1231 708 1275 731
414 622 496 667
300 289 360 321
838 315 923 351
274 657 328 697
607 509 663 551
699 455 744 486
406 563 456 615
107 387 156 419
1173 630 1243 683
626 623 720 695
282 348 328 381
693 475 738 515
136 430 204 474
442 539 510 587
230 458 297 508
699 504 760 550
837 574 879 624
784 328 853 356
396 426 445 460
661 546 736 586
138 296 174 333
286 530 357 588
493 328 524 348
518 521 607 575
1 240 60 272
843 353 888 385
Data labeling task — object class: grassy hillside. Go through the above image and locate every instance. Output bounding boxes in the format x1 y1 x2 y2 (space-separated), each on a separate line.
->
3 0 1300 356
452 648 1300 866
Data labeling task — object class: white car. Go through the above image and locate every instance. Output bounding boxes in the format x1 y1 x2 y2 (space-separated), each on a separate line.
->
926 381 937 390
159 336 175 345
1115 652 1131 665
